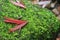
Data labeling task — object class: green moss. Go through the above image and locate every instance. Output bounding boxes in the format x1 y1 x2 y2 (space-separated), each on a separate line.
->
0 0 60 40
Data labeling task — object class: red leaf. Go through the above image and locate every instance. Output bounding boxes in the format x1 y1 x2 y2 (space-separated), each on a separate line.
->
10 0 26 8
9 21 28 32
4 17 27 24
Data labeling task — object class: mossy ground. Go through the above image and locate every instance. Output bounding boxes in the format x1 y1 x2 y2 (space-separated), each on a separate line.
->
0 0 60 40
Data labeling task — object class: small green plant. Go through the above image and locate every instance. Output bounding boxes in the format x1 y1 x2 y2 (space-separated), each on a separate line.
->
0 0 60 40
